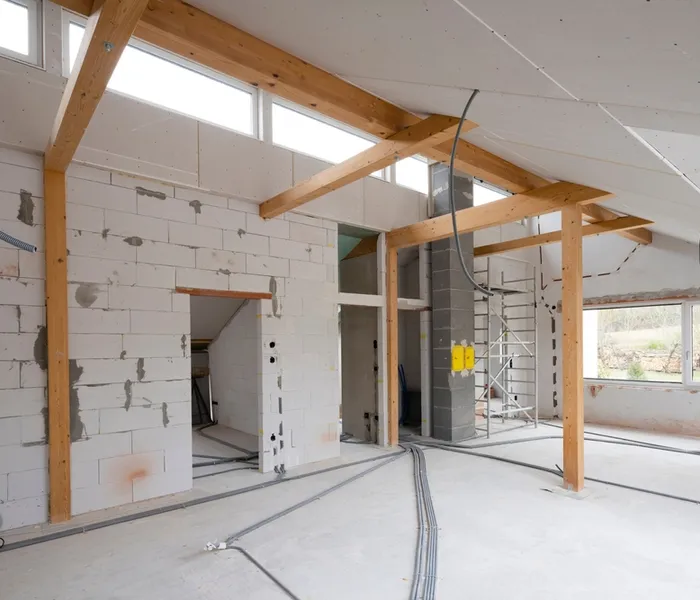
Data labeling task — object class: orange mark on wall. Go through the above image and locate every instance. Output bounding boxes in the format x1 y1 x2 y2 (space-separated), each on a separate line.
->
127 468 148 482
588 384 603 398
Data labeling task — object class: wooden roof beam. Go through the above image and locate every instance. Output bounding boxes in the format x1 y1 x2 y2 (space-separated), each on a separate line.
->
387 182 613 249
474 216 653 257
45 0 149 172
260 114 466 219
582 203 652 245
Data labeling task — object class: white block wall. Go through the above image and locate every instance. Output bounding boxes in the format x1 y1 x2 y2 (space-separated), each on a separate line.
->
209 300 261 436
0 150 341 531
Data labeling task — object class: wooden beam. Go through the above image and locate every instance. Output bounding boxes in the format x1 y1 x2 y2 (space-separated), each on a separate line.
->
175 287 272 300
45 0 149 172
386 246 399 447
387 182 612 249
474 216 653 257
260 115 466 219
561 203 584 491
343 236 378 261
45 169 71 522
582 203 652 245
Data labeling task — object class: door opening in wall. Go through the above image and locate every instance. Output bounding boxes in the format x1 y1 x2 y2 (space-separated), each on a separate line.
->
182 291 264 479
399 307 422 435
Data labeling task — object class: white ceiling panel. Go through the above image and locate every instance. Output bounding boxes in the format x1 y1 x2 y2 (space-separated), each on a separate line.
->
604 104 700 137
347 77 670 173
629 128 700 177
189 0 569 99
464 0 700 113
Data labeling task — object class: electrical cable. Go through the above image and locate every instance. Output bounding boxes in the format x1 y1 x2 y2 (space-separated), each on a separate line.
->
0 229 37 253
449 89 493 297
0 449 405 553
228 546 302 600
193 465 258 480
408 446 427 600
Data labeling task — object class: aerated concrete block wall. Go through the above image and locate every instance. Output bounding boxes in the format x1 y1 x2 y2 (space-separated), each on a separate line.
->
209 300 262 437
0 148 341 531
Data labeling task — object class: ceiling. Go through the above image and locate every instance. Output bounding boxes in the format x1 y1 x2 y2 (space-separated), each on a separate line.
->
190 0 700 243
190 295 246 340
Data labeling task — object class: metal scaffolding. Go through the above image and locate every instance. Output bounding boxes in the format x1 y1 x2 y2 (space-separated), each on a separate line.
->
473 256 538 438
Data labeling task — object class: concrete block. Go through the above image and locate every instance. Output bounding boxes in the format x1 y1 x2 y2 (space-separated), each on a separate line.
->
196 205 246 231
19 306 44 334
66 202 105 234
0 277 44 306
171 293 190 313
285 212 319 227
228 196 258 214
0 361 20 389
67 177 136 213
169 221 222 249
20 361 46 388
123 334 186 359
223 229 269 255
161 397 190 426
71 431 131 463
326 264 336 284
73 358 139 386
132 467 191 502
68 256 137 286
0 219 44 252
99 405 169 434
136 264 176 289
308 245 323 264
0 472 5 502
137 241 195 268
72 481 132 515
228 273 276 294
0 443 47 475
68 307 130 334
0 191 37 223
68 282 108 309
195 248 246 273
8 467 47 501
0 148 42 170
108 285 172 311
136 357 189 382
132 422 190 454
0 333 39 361
111 173 175 198
246 213 290 240
18 250 45 280
269 238 314 262
247 254 289 277
138 194 195 224
176 267 228 291
66 163 111 184
0 416 21 446
104 210 169 243
0 495 47 530
99 450 164 485
130 310 190 335
71 459 98 490
75 382 130 411
290 259 326 282
69 334 123 359
289 222 327 246
174 186 228 209
0 247 18 277
282 278 336 300
20 414 46 445
0 162 42 196
0 306 19 333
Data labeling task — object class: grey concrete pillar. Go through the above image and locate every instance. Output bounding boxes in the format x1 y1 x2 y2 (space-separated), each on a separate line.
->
430 163 475 441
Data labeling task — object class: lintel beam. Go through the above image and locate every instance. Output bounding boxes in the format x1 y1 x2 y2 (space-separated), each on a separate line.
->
387 182 612 249
260 114 466 219
45 0 148 172
474 216 653 258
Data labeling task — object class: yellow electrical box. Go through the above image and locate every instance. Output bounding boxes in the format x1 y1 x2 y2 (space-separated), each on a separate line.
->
464 345 475 370
451 345 465 371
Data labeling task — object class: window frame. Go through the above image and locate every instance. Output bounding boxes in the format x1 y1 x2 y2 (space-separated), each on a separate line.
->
0 0 43 67
269 96 388 180
61 11 259 137
583 299 695 388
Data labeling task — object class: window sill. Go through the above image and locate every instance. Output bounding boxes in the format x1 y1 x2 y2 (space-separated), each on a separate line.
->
584 378 698 391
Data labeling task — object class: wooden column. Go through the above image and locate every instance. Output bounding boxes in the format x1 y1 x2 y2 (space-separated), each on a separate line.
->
45 169 71 521
386 246 399 446
561 204 584 491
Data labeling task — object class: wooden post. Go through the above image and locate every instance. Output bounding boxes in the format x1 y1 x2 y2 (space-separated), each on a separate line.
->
561 204 584 491
45 169 71 521
386 246 399 446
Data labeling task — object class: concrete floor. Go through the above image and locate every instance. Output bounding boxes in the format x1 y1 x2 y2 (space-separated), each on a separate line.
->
2 421 700 599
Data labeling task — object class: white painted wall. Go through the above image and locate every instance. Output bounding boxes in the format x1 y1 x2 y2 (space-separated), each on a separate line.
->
536 212 700 435
209 300 261 437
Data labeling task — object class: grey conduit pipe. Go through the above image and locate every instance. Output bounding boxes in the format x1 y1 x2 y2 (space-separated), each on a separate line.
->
0 230 36 253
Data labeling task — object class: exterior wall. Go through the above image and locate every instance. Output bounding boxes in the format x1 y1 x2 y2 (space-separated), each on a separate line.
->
0 149 341 531
209 300 261 437
536 212 700 435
